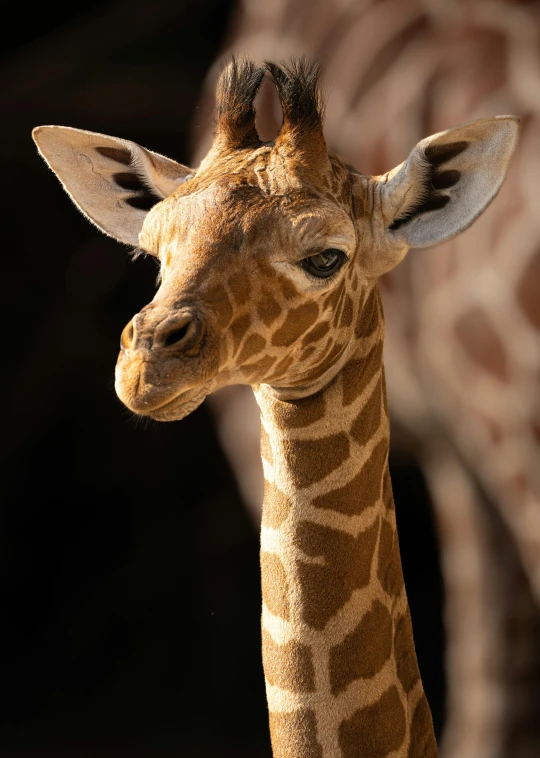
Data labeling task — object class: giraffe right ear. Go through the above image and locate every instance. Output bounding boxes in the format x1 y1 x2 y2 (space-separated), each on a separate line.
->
378 116 519 251
32 126 194 246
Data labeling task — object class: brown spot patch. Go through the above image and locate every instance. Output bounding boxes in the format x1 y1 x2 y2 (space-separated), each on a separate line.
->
300 345 317 362
329 599 392 695
351 271 359 292
272 303 319 346
261 552 290 620
407 696 438 758
275 392 326 429
334 283 347 315
455 307 508 381
340 294 354 328
355 288 380 338
342 342 383 406
238 333 266 363
314 341 347 375
269 709 323 758
208 284 233 327
301 321 330 348
230 274 251 306
339 177 351 206
378 518 404 598
339 685 406 758
352 187 365 218
517 249 540 329
262 631 315 692
262 481 291 529
395 612 420 694
258 290 282 326
323 287 341 312
280 277 299 301
312 438 388 515
328 342 347 365
295 517 379 629
243 354 276 381
230 314 251 354
284 432 350 488
271 354 294 377
333 292 347 329
350 377 382 447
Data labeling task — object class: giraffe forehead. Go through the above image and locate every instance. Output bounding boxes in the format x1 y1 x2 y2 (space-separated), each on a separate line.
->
140 181 269 256
141 179 355 264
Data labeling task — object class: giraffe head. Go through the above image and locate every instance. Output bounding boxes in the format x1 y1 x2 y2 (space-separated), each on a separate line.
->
33 59 518 420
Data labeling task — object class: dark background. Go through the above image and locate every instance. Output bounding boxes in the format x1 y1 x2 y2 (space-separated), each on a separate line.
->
0 2 444 755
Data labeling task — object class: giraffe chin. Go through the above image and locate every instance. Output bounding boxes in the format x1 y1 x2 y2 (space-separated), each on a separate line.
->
125 386 208 422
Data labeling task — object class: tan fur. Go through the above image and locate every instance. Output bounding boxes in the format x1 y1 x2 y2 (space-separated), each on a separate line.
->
32 59 518 757
196 6 540 754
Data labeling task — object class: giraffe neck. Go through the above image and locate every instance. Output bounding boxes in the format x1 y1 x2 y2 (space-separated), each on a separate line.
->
254 298 438 758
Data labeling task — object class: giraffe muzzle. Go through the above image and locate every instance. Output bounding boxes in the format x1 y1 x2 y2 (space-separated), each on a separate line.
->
115 303 215 418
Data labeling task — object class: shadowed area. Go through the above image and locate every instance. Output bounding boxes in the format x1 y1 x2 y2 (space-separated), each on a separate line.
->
1 2 449 756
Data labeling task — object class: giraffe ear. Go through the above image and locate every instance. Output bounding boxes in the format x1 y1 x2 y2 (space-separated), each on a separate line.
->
379 116 519 249
32 126 194 246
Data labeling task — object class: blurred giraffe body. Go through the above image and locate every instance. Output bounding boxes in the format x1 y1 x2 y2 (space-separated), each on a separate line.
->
33 58 517 756
192 2 540 755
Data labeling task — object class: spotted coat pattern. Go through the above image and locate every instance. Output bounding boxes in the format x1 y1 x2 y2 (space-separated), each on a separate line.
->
256 289 436 757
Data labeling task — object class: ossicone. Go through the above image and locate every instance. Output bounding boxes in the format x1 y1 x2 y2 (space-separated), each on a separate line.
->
264 57 325 140
214 56 266 149
212 56 327 160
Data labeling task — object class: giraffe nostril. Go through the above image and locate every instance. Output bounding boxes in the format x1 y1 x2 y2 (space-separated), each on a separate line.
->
120 320 134 351
164 321 191 347
160 313 200 351
121 311 201 353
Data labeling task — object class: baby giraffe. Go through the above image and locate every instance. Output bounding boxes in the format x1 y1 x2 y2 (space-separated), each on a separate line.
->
33 59 518 758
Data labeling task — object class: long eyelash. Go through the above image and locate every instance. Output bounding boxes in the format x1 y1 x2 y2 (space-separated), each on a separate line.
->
303 268 344 286
301 252 349 285
129 246 162 285
308 249 351 262
130 245 160 262
270 258 346 287
130 246 146 260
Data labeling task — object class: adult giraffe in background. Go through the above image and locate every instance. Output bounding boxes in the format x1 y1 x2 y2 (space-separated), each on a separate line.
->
33 59 518 756
192 1 540 756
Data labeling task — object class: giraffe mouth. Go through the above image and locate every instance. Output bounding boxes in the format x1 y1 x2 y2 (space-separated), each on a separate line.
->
139 385 209 422
115 345 217 421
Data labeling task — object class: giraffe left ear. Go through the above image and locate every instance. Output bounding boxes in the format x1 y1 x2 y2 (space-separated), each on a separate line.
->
379 116 520 249
32 126 194 246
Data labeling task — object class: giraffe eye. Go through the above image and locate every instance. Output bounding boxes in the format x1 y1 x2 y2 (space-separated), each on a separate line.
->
300 249 346 279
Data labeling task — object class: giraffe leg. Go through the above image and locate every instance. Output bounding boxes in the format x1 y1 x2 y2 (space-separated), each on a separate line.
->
500 560 540 758
422 439 506 758
422 438 540 758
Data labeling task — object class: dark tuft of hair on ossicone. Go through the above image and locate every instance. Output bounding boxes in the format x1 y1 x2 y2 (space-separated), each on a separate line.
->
264 57 325 136
214 56 266 148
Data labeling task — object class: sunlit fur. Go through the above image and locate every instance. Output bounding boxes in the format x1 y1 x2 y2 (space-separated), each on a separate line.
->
33 57 518 758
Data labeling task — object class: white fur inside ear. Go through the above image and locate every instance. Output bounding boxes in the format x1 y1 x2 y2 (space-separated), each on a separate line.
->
32 125 194 245
382 116 520 248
